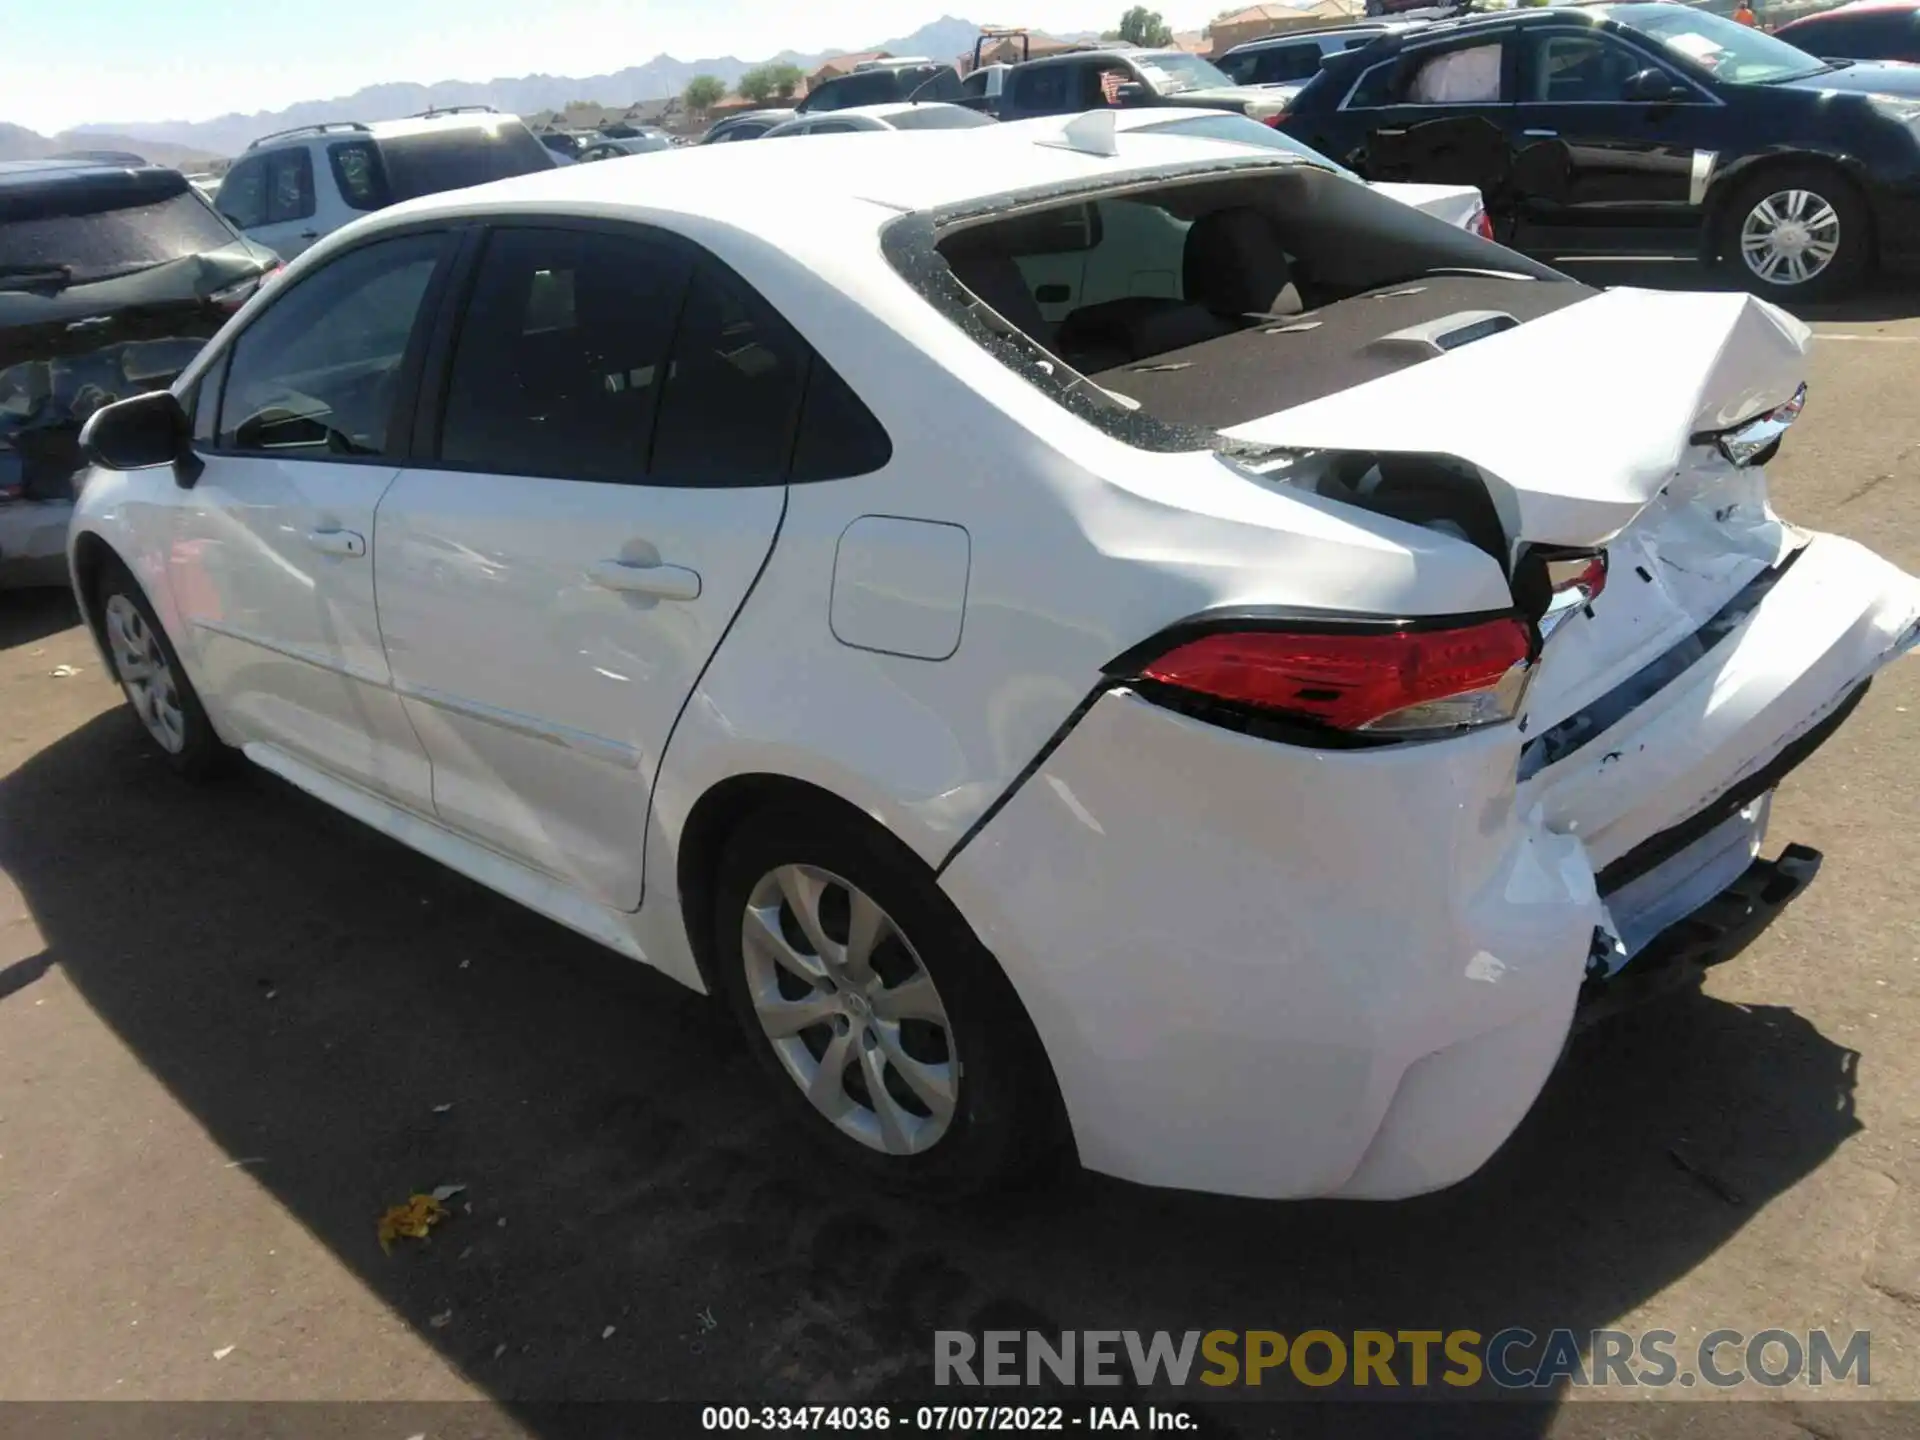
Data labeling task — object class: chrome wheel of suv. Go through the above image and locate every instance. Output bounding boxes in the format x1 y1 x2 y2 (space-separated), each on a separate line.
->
1739 188 1842 288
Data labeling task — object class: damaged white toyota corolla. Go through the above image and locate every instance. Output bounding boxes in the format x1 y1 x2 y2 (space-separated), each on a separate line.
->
67 116 1920 1200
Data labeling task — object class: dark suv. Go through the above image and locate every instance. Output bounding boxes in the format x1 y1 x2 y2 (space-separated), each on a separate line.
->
1 161 278 584
1279 2 1920 299
797 61 963 112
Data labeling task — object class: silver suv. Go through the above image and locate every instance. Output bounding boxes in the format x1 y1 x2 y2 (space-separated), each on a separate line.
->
214 107 556 259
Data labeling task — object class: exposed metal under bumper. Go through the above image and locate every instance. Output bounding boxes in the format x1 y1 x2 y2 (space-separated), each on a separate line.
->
1574 843 1823 1033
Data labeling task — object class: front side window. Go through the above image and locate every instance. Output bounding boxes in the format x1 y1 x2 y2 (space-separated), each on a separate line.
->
265 149 316 224
215 157 268 231
1524 33 1668 102
217 231 446 456
436 227 692 482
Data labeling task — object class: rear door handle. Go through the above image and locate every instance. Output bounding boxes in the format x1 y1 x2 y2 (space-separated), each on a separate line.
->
589 558 701 601
306 528 365 557
1522 128 1558 138
299 230 319 239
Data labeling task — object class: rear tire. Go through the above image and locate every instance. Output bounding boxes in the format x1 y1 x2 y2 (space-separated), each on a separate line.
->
1716 165 1870 303
95 559 228 781
712 802 1061 1196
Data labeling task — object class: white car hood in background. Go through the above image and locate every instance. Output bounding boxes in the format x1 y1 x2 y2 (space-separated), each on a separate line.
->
1371 181 1484 230
1221 287 1811 548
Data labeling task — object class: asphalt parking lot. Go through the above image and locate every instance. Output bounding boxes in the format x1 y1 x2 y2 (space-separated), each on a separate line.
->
4 265 1920 1437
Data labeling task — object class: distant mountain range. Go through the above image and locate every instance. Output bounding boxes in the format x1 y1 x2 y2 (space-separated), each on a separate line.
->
55 15 1026 160
0 122 222 170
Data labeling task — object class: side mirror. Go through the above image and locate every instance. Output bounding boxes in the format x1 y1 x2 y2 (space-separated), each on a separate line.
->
1623 68 1679 102
79 390 199 486
1113 82 1151 105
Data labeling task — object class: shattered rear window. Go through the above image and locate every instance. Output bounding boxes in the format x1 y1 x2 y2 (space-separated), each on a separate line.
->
884 161 1583 452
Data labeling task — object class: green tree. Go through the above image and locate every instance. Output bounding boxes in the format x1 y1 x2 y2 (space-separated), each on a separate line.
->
766 62 805 100
737 64 779 104
684 74 726 116
1104 6 1174 46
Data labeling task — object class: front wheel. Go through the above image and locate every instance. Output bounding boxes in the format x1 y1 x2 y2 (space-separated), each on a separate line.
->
1717 167 1870 302
712 803 1061 1195
96 560 227 780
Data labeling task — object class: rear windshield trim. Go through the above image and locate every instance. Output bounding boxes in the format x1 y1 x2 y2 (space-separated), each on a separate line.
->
880 155 1314 456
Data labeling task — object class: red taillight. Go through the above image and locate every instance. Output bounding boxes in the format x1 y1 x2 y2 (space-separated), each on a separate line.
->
1263 111 1288 127
1471 205 1495 241
1136 617 1534 737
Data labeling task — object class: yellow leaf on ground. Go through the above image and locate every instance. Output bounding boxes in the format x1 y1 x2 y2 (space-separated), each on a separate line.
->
377 1194 449 1254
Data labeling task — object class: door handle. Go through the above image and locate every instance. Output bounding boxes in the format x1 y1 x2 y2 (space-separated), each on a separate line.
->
298 230 319 239
589 558 701 601
306 528 366 557
1522 128 1558 138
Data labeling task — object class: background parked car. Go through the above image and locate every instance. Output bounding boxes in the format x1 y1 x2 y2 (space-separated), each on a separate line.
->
797 58 966 112
1773 0 1920 61
699 109 798 143
2 160 278 586
1279 2 1920 299
1215 21 1416 88
539 131 592 162
214 108 557 259
578 132 676 161
762 103 1000 138
995 47 1293 124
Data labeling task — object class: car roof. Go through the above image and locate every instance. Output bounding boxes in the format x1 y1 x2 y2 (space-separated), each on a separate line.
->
0 158 180 191
356 120 1310 256
366 111 530 139
1224 22 1396 52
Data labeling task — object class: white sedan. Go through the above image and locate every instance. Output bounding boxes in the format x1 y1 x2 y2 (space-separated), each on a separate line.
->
69 116 1920 1200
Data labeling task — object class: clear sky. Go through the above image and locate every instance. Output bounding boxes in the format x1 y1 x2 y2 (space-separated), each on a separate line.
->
2 0 1220 135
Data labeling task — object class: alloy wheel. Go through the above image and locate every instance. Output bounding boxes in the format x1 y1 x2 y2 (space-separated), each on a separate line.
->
741 863 959 1156
104 593 186 754
1739 188 1841 288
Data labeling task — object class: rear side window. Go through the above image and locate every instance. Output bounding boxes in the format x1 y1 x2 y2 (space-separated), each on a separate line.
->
1011 66 1072 112
376 121 555 202
790 360 892 482
0 171 237 274
329 140 387 211
1348 39 1508 107
650 258 810 487
217 231 445 455
437 227 692 482
1228 44 1323 84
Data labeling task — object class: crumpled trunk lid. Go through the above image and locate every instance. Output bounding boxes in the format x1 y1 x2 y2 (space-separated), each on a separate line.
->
1223 285 1920 962
1220 286 1811 550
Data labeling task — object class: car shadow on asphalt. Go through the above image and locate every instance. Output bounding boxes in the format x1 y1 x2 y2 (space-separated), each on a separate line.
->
0 587 82 652
0 710 1864 1434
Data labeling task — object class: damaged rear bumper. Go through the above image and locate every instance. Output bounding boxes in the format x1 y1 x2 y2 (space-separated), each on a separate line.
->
941 538 1917 1203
